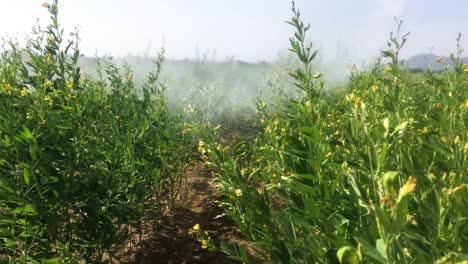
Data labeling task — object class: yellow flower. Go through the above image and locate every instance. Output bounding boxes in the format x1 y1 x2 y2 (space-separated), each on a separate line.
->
345 93 355 102
44 95 53 106
20 87 28 97
421 127 428 134
3 83 12 95
234 189 242 197
441 136 448 143
260 101 266 107
398 176 416 200
42 2 50 8
464 64 468 72
383 118 389 130
338 137 345 145
188 223 200 235
432 102 444 110
273 118 279 126
384 65 392 72
216 143 222 151
447 184 466 195
182 122 192 135
66 80 73 89
371 85 379 91
198 140 206 153
403 247 411 257
201 239 208 249
240 168 248 175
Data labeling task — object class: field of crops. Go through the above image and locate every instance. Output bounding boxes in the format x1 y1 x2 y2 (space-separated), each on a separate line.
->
0 1 467 263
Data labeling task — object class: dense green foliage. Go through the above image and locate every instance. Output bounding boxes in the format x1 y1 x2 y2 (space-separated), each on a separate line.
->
0 2 189 262
0 1 467 263
196 4 468 264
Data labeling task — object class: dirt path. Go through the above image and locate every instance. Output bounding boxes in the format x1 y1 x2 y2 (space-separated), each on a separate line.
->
118 161 241 264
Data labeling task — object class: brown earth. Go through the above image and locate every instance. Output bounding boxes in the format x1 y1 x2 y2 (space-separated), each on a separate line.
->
114 161 248 264
111 126 265 264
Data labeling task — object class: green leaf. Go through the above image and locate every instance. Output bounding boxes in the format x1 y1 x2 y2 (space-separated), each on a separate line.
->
373 205 392 236
356 239 386 263
271 240 291 264
337 246 362 264
41 259 61 264
0 177 15 194
19 230 34 238
0 218 15 224
378 143 388 169
5 239 16 247
391 121 408 137
23 167 30 186
293 173 317 181
14 204 38 216
309 50 319 62
20 125 34 140
376 239 387 260
382 171 399 199
392 194 409 233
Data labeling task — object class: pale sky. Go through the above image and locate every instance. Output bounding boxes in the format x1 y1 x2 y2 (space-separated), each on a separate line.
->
1 0 467 62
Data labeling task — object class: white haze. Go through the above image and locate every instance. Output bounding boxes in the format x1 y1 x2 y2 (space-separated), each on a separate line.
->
2 0 467 117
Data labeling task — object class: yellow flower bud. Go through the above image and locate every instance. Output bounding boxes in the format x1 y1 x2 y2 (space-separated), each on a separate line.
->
398 176 416 200
20 87 28 97
201 239 208 249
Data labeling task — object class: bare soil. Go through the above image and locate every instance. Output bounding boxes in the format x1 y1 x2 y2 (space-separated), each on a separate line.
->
116 161 244 264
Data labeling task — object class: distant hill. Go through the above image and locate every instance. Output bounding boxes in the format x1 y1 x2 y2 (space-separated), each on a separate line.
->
405 53 468 71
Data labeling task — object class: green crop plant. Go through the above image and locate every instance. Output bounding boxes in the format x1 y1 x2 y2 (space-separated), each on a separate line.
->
194 1 467 263
1 0 466 263
0 1 191 262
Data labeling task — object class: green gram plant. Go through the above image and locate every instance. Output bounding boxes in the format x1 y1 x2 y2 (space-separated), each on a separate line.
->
195 2 467 263
0 1 190 262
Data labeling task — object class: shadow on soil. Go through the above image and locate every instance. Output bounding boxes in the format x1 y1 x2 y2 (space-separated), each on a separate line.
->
118 162 242 264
